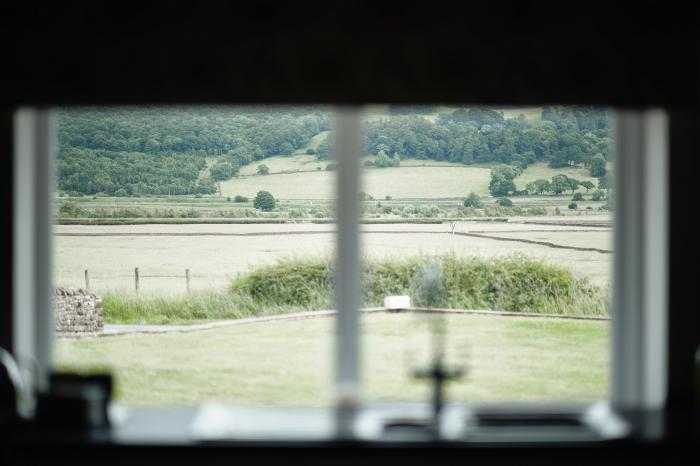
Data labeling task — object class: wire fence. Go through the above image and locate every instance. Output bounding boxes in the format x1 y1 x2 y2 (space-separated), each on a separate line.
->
83 268 192 293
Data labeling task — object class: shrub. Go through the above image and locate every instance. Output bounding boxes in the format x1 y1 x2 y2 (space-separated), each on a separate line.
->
385 195 392 200
227 256 608 316
253 191 276 211
358 191 374 201
591 190 605 201
572 192 584 201
496 198 513 207
568 202 578 210
233 195 249 203
257 164 270 175
463 192 483 208
306 148 316 155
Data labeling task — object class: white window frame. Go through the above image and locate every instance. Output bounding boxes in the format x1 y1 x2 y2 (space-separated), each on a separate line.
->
12 106 669 434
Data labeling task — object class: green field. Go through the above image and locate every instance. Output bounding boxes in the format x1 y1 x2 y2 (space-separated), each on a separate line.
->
55 312 609 406
222 165 493 199
514 163 599 191
53 221 613 294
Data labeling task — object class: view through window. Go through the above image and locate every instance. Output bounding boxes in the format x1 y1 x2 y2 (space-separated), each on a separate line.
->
53 105 613 407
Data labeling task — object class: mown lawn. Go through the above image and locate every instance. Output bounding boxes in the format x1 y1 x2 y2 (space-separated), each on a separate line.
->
55 312 609 407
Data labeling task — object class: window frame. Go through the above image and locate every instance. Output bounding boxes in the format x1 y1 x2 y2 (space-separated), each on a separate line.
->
11 106 670 437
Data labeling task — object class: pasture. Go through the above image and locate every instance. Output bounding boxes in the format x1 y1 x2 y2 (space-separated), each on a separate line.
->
55 312 609 406
53 220 613 294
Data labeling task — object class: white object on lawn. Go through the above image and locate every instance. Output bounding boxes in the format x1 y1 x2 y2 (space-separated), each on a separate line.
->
384 295 411 310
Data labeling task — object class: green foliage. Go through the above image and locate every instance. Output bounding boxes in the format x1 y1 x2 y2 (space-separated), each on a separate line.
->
497 198 513 207
57 107 331 195
580 180 595 192
226 256 609 317
233 195 249 203
257 164 270 175
568 202 578 210
358 191 374 201
589 155 607 177
489 165 520 196
591 190 605 201
550 174 569 195
365 106 611 169
463 192 483 208
253 191 276 211
572 192 584 201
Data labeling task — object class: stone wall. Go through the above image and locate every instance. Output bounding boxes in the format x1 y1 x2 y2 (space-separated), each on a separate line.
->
54 288 103 335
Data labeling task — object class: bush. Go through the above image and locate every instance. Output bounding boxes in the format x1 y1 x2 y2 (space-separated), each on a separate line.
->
463 192 483 208
257 164 270 175
306 148 316 155
568 202 578 210
385 195 392 201
572 192 584 201
228 256 608 316
358 191 374 201
253 191 276 211
233 195 249 203
591 190 605 201
496 198 513 207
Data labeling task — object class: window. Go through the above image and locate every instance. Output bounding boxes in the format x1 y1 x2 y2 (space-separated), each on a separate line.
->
11 105 668 439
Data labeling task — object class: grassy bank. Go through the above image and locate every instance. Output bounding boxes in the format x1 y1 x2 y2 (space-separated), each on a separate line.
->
102 256 609 324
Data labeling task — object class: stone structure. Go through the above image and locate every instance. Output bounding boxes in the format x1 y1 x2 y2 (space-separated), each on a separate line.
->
54 287 103 335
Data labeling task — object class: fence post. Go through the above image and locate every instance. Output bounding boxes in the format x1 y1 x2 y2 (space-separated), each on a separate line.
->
135 267 140 293
186 268 191 293
84 269 90 291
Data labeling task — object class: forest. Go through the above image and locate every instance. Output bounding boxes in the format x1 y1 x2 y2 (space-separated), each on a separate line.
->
57 106 611 196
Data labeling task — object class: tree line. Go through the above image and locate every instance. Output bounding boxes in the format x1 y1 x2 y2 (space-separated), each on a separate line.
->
58 106 331 195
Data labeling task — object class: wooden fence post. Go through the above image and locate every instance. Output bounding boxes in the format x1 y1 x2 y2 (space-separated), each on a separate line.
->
84 269 90 291
186 268 191 293
135 267 140 293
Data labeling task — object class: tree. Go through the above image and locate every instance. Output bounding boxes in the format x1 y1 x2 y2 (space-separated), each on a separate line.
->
257 164 270 175
567 178 580 194
592 190 605 201
550 174 569 195
568 202 578 210
590 155 607 177
488 165 518 197
572 192 584 201
580 181 595 192
598 174 611 191
497 197 513 207
463 192 483 208
253 191 276 211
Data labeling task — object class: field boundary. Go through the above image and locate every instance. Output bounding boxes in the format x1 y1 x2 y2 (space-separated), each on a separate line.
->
55 229 613 254
89 307 610 338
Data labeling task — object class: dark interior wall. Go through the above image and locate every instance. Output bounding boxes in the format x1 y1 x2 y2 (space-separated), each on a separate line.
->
1 1 698 416
1 2 699 107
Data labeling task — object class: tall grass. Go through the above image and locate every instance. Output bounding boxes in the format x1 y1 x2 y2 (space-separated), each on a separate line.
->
103 255 609 324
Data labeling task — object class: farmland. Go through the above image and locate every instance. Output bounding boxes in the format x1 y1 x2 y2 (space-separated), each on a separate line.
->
54 218 612 294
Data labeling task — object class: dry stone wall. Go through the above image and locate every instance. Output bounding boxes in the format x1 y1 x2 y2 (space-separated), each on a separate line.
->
54 288 103 335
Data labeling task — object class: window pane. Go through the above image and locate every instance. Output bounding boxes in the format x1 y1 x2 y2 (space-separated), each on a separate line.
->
53 106 337 407
359 105 613 404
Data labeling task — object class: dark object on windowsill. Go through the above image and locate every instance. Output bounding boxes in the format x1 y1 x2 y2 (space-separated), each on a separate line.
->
0 348 21 428
36 372 112 431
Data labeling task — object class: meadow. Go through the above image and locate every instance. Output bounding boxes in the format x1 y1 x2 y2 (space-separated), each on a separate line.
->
55 312 609 406
53 220 612 295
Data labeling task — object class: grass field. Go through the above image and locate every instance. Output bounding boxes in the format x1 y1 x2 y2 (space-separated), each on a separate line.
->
53 221 612 294
54 312 609 406
221 166 493 199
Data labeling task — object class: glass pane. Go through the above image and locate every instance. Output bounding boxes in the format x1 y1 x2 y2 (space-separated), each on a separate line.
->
359 105 613 404
53 105 337 407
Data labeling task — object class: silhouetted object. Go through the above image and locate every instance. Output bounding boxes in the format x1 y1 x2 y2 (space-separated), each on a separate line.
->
36 372 112 431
